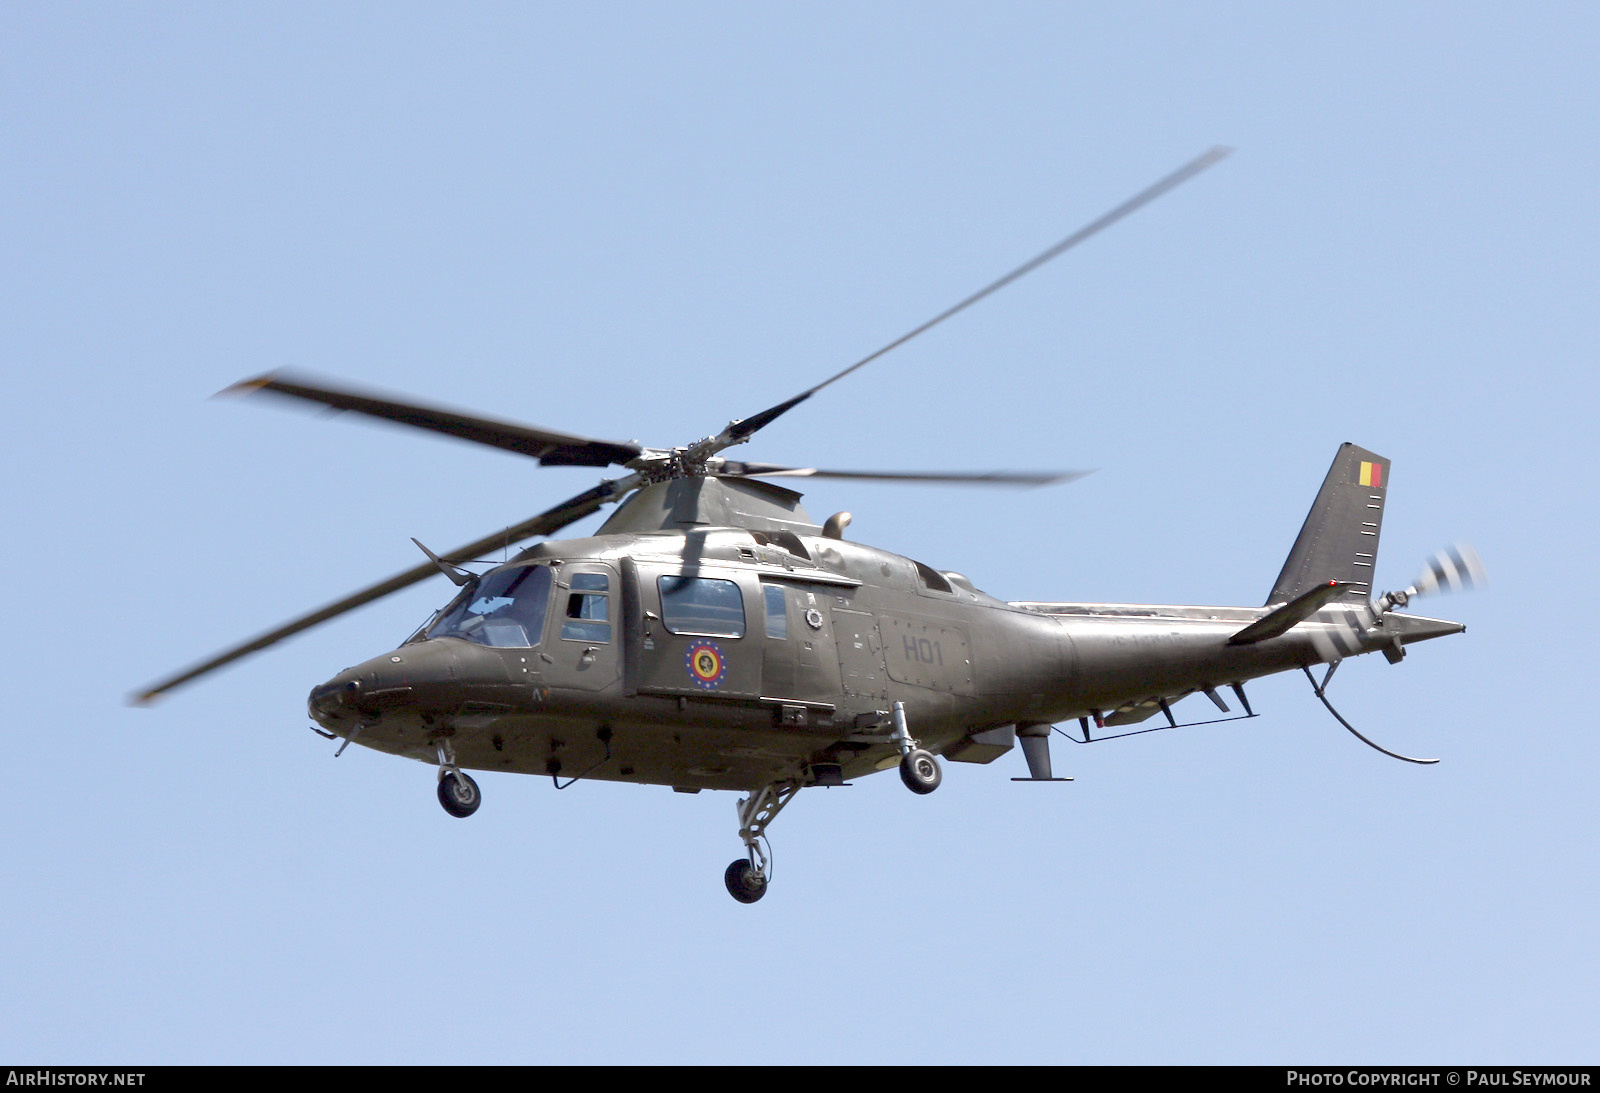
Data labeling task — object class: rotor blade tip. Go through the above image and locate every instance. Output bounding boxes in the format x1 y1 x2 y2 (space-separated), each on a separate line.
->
1036 469 1095 488
216 373 278 398
1029 469 1093 487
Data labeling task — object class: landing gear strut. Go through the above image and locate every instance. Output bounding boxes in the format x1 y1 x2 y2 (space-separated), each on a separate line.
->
724 780 798 904
891 701 942 795
434 739 481 818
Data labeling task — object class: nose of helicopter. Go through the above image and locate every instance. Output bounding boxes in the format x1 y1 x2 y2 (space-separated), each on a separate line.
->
308 671 365 721
307 640 465 726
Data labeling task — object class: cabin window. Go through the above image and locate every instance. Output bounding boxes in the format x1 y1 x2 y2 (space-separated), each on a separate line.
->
762 583 788 639
561 572 611 642
658 576 746 638
427 564 552 648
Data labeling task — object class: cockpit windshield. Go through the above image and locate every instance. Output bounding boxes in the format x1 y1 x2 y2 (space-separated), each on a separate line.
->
425 565 553 648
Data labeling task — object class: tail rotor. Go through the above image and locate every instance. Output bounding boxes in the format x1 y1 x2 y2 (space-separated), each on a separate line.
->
1376 542 1486 614
1310 542 1484 665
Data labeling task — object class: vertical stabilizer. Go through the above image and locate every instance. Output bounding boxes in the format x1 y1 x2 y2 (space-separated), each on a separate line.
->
1267 443 1389 606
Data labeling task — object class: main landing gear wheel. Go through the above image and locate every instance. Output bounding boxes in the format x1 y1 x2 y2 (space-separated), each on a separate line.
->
724 859 768 904
437 771 481 818
900 749 942 795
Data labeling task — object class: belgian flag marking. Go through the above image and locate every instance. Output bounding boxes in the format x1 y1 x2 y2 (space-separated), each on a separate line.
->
1358 461 1383 488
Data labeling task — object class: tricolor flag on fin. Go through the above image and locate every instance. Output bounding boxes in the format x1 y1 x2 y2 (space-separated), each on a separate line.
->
1359 461 1383 488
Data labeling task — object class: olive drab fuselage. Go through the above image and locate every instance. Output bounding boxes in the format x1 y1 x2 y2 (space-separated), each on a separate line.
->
306 501 1463 794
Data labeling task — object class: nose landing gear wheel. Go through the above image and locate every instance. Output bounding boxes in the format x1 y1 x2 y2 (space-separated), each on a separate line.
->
900 749 942 794
437 771 481 818
724 859 768 904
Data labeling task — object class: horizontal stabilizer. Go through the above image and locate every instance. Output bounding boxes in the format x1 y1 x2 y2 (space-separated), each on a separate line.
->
1230 580 1355 645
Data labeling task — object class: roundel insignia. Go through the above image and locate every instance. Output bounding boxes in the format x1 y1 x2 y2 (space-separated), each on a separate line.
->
685 641 727 689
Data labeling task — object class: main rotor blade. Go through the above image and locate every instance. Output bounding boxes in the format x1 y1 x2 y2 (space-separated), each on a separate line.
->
226 371 645 468
722 146 1233 446
720 462 1090 488
131 480 626 704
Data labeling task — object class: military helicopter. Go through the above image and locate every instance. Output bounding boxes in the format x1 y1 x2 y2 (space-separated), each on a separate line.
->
135 148 1479 903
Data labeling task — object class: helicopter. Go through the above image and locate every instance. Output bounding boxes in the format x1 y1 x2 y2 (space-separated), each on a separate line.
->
135 148 1479 903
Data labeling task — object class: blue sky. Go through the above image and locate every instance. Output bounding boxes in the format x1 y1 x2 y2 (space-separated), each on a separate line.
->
4 2 1597 1063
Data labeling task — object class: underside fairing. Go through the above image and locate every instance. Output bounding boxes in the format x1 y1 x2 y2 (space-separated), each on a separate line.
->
312 661 917 792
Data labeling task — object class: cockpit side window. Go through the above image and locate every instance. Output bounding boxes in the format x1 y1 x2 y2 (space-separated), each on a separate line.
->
426 565 553 648
561 572 611 643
